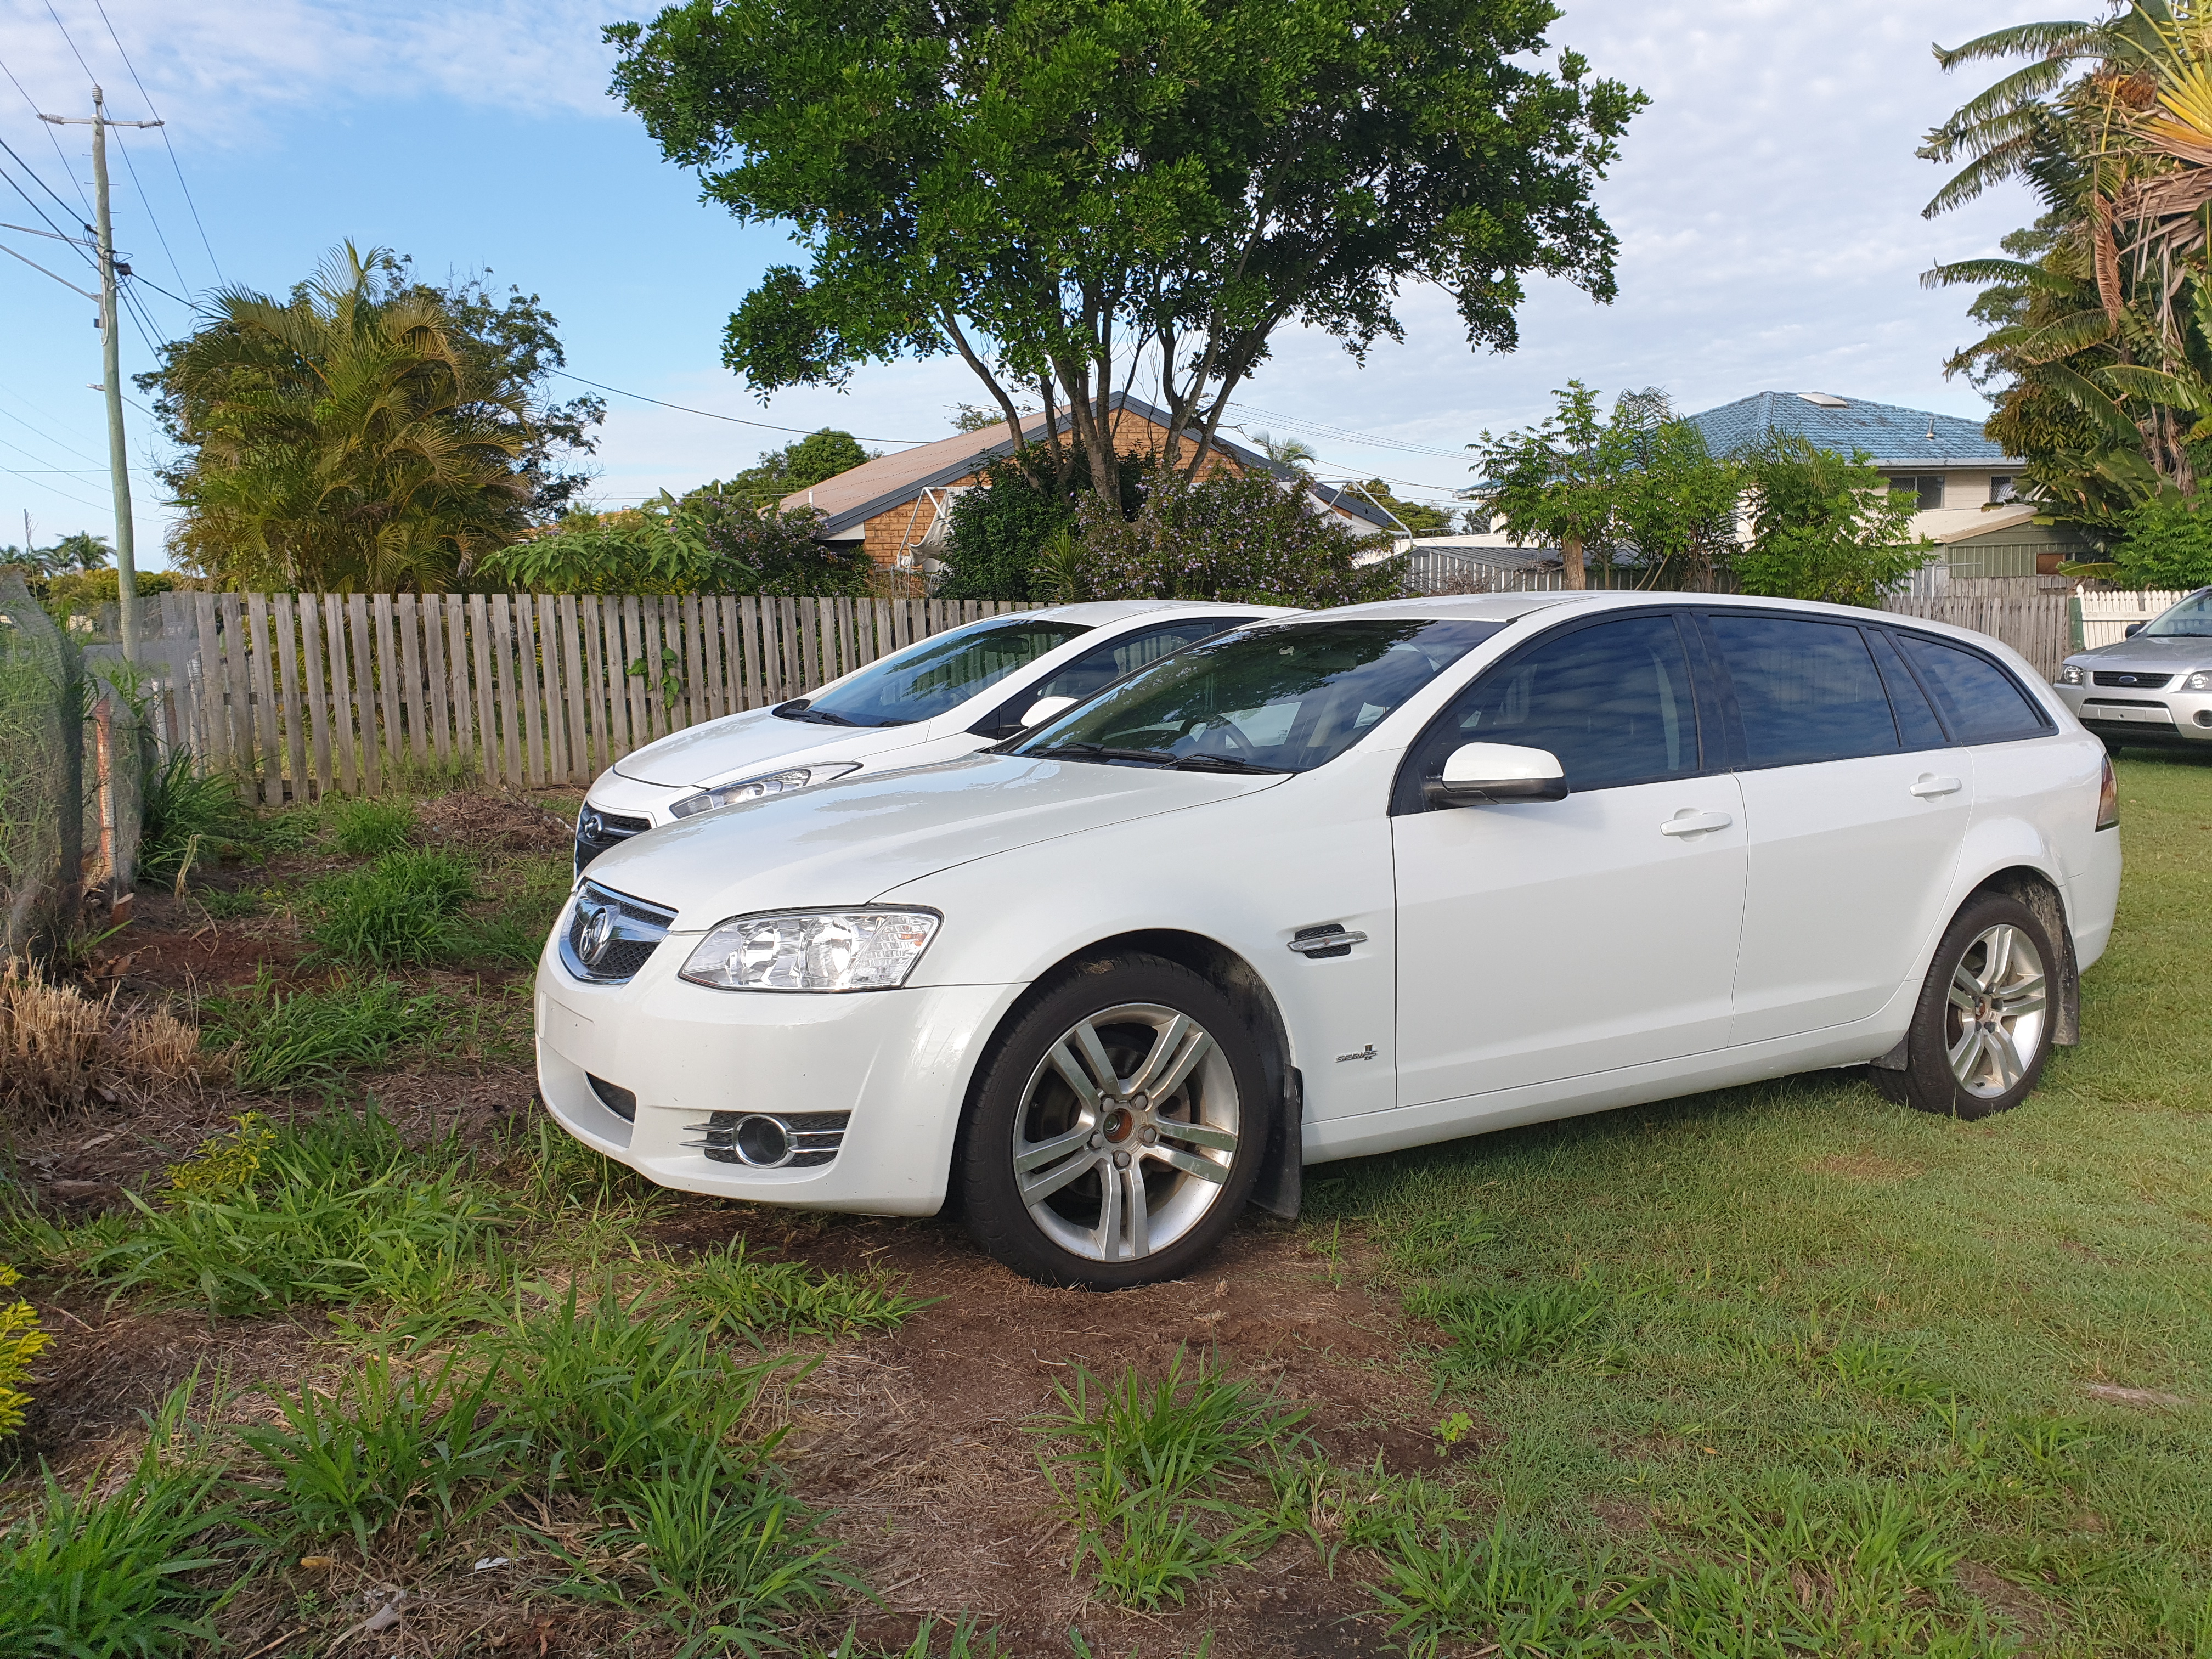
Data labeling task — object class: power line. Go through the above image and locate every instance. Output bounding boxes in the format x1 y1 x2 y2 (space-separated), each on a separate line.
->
109 125 187 300
1228 399 1471 461
0 392 105 465
550 369 930 447
0 55 92 218
89 0 219 283
0 132 96 256
0 460 108 512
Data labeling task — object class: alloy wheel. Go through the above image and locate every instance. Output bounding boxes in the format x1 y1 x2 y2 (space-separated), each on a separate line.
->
1945 923 2048 1099
1011 1001 1240 1263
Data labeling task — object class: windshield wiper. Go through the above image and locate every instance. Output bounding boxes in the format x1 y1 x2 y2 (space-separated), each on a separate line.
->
1033 741 1178 764
1169 753 1289 774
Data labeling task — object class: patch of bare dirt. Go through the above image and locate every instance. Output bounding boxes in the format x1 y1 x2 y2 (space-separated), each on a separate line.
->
1956 1560 2057 1652
670 1216 1452 1655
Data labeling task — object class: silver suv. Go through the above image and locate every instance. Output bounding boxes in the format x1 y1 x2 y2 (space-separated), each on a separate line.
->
2054 587 2212 751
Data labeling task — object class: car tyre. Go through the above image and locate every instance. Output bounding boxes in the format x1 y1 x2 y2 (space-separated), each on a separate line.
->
1882 893 2058 1121
957 952 1267 1289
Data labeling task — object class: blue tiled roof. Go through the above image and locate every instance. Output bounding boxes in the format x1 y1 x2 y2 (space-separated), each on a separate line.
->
1684 392 2018 466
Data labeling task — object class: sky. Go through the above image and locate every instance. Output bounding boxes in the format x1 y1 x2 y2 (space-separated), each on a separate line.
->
0 0 2032 567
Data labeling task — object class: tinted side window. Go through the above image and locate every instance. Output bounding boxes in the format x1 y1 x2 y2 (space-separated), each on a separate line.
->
1425 615 1699 793
1709 614 1897 767
1869 630 1950 748
1897 634 2052 744
969 617 1254 736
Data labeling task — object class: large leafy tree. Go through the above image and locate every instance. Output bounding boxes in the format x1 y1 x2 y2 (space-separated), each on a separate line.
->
607 0 1642 505
712 429 874 512
143 244 602 592
1737 438 1935 607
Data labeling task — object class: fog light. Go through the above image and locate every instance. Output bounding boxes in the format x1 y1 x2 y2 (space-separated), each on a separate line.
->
732 1114 793 1166
2196 709 2212 728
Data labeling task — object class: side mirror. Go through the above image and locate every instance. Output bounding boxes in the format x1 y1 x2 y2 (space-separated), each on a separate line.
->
1020 695 1078 729
1424 742 1568 807
2124 622 2146 639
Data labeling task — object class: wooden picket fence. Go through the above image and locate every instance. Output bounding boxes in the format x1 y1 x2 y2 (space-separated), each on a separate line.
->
148 592 1036 804
1878 591 2072 680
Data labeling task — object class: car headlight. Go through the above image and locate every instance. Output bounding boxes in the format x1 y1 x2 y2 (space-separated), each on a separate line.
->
2058 663 2086 685
667 762 860 819
2186 669 2212 692
679 909 941 991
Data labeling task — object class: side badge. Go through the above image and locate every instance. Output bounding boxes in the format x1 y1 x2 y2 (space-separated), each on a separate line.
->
1336 1043 1378 1063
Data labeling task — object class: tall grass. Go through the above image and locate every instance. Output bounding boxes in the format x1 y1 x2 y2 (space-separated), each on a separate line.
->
307 849 475 966
324 795 415 858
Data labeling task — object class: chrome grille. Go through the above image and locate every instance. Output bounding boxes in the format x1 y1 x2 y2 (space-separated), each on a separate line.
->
574 808 651 874
559 882 676 986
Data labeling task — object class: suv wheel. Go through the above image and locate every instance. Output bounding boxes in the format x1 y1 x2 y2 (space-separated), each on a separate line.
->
1872 893 2057 1121
957 952 1265 1288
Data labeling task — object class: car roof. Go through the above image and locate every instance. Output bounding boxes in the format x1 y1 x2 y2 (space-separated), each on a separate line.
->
1028 599 1302 626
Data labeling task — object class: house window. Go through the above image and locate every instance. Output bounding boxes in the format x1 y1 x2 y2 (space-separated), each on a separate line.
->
1885 475 1944 510
1989 475 2016 503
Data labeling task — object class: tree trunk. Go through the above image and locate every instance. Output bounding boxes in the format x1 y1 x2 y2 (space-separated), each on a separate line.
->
1561 534 1587 590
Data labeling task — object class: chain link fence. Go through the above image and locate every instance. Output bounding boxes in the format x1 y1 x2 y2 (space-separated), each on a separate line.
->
0 572 150 961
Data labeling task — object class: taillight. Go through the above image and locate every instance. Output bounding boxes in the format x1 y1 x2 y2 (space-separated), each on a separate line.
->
2096 754 2119 831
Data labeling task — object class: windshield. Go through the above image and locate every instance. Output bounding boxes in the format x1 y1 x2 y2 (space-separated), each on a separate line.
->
1009 618 1504 774
2141 589 2212 637
794 616 1090 726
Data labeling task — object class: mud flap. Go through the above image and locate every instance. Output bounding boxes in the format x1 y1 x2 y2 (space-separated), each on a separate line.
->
1249 1065 1302 1220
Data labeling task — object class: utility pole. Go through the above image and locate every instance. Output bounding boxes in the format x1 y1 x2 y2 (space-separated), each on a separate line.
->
42 86 162 664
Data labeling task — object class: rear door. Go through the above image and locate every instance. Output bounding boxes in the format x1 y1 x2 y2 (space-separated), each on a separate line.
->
1389 612 1748 1111
1706 612 1974 1045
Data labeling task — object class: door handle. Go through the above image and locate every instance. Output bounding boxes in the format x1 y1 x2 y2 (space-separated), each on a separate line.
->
1659 811 1733 837
1910 775 1964 799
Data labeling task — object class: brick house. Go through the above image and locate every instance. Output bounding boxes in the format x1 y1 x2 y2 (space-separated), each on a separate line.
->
780 392 1397 569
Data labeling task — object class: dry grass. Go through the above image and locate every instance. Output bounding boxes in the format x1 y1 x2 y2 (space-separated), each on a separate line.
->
0 960 226 1114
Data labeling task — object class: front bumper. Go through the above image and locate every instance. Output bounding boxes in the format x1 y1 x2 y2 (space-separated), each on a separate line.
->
2055 682 2212 744
533 935 1024 1215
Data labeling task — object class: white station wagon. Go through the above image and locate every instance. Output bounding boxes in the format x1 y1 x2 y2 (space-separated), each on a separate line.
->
536 593 2121 1288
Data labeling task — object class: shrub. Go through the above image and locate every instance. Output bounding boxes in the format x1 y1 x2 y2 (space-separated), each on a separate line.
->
307 849 474 966
199 974 447 1091
324 795 416 857
2111 493 2212 590
163 1112 276 1200
1065 465 1404 607
0 1262 50 1436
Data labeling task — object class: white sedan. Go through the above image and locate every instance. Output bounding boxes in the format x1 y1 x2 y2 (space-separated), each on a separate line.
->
573 599 1295 871
537 593 2121 1288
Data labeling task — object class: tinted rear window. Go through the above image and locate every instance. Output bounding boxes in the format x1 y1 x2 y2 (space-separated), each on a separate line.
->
1897 634 2052 744
1709 614 1899 767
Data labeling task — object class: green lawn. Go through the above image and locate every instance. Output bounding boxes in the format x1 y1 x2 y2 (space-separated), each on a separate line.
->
1312 753 2212 1656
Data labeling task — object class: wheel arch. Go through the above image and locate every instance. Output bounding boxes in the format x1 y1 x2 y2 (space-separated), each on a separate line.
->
961 927 1303 1222
1965 864 2081 1047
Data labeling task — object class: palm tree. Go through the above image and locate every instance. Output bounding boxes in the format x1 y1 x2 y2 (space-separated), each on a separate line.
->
156 244 541 591
1244 428 1318 470
1924 3 2212 500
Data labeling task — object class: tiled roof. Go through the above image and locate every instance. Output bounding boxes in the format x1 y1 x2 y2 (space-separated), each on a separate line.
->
1684 392 2018 467
780 392 1395 535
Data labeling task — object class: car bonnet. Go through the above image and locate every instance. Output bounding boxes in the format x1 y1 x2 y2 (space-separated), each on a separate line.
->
2078 634 2212 670
610 704 918 786
577 752 1288 931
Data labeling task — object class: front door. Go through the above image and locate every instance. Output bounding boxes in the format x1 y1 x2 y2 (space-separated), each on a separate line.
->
1390 613 1749 1111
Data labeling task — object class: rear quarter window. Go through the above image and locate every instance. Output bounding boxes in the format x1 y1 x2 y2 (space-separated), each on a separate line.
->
1896 634 2053 744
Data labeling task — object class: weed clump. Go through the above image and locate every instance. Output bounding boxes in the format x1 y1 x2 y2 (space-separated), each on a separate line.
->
85 1105 506 1315
200 973 448 1092
307 849 475 967
682 1239 930 1339
324 795 416 858
137 747 251 883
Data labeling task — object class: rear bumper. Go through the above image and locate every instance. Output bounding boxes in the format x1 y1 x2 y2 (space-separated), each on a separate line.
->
533 936 1025 1215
